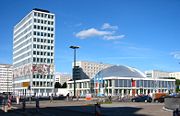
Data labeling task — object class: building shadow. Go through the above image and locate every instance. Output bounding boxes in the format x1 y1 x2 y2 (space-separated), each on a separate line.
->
0 104 148 116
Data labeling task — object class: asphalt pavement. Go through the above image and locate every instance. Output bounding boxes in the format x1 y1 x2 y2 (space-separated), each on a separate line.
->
0 100 173 116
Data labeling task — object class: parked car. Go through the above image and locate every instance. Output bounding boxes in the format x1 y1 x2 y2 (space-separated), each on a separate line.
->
153 93 168 103
154 96 166 103
131 95 152 102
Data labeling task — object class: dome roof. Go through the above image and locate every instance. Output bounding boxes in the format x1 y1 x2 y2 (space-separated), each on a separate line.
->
95 65 145 78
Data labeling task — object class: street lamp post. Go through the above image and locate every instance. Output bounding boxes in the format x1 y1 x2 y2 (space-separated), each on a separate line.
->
69 46 80 98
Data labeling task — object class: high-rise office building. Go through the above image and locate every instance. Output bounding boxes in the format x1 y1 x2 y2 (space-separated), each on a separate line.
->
13 8 55 96
0 64 13 93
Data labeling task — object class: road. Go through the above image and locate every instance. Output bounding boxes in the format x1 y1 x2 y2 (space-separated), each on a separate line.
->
0 100 173 116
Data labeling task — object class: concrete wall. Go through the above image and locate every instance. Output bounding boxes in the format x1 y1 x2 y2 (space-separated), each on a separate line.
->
164 98 180 110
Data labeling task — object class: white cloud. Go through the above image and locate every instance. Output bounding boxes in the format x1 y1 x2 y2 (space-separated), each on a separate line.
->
171 51 180 59
103 35 125 40
75 28 112 39
75 23 125 41
101 23 118 30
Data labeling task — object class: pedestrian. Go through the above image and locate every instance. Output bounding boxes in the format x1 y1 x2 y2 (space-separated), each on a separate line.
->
50 94 53 103
66 93 69 101
22 99 26 112
109 95 112 102
36 97 39 112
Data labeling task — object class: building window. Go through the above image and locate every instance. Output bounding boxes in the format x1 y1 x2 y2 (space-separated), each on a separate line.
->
33 44 36 48
37 32 40 36
51 59 53 63
34 31 36 35
37 58 39 62
51 15 54 19
40 58 43 63
33 51 36 55
51 40 53 44
51 34 54 37
47 59 50 63
33 57 36 62
33 38 36 42
47 52 50 56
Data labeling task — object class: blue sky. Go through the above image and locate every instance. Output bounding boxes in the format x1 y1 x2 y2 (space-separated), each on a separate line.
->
0 0 180 73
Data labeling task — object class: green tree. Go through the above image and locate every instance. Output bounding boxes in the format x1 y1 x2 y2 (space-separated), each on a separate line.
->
54 82 61 88
61 82 67 88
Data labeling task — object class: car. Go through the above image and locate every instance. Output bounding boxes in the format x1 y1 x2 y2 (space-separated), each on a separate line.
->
154 96 165 103
131 95 152 103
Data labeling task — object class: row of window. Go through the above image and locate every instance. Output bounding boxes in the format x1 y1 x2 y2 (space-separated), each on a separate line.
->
14 25 32 40
33 38 53 44
33 51 53 56
34 25 54 31
33 74 53 79
14 32 32 46
32 81 53 87
33 57 53 63
34 18 54 25
13 58 31 68
34 31 54 38
14 45 31 58
14 19 32 37
34 12 54 19
13 51 31 63
33 44 53 50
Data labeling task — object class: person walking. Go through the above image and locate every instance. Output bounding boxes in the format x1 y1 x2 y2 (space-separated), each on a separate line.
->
50 94 53 103
36 97 39 112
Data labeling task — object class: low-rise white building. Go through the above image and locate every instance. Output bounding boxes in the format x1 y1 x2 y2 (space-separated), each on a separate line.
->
145 70 170 79
55 72 71 84
169 72 180 80
0 64 13 93
67 65 176 97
